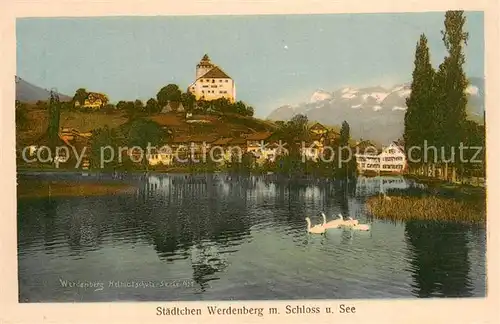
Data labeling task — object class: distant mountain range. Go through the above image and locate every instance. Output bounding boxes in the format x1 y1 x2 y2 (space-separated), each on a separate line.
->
15 76 72 103
267 77 485 144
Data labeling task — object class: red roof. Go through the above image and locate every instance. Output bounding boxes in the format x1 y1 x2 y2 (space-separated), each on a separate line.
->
309 122 328 131
199 66 231 79
172 134 218 144
245 131 273 141
229 137 247 145
212 137 233 145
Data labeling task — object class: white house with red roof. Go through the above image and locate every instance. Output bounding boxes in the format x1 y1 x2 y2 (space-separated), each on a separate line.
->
355 141 407 174
187 54 236 103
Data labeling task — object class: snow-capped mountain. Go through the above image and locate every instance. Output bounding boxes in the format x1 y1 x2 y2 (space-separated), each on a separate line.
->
267 77 484 144
310 90 333 103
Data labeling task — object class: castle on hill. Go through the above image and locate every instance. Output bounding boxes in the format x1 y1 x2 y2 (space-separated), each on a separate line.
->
188 54 236 103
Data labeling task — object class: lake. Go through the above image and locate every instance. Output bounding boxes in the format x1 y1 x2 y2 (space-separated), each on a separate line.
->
17 173 487 302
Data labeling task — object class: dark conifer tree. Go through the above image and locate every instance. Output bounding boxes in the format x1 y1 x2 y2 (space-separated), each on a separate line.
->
404 34 436 172
48 89 61 148
337 121 355 178
434 11 469 180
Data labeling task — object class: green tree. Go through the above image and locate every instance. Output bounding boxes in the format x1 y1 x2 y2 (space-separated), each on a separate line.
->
126 119 165 170
288 114 309 140
462 120 485 178
134 99 145 113
196 99 210 113
15 100 28 129
156 84 182 108
180 92 196 112
103 104 116 114
47 90 61 148
233 101 247 115
337 121 356 179
122 101 137 121
116 101 128 110
275 114 309 157
214 97 232 114
404 34 437 173
90 125 119 170
145 98 160 115
73 88 88 105
339 121 350 146
245 106 255 117
434 10 469 181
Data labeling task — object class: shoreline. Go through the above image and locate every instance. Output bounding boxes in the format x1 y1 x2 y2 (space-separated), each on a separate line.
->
17 180 137 199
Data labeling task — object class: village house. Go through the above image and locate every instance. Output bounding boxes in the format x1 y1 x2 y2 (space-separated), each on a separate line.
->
187 54 236 103
26 129 91 168
242 131 285 165
309 122 329 136
355 141 407 174
59 127 92 142
211 137 234 163
300 122 336 161
301 141 323 162
147 147 174 166
161 100 185 114
379 142 407 172
227 137 247 156
245 131 273 153
165 134 219 163
255 142 284 165
128 147 145 164
74 92 108 110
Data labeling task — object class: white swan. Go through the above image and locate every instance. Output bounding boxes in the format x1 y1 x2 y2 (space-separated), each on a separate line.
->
340 214 359 226
351 224 370 231
321 212 343 229
305 217 326 234
336 214 357 227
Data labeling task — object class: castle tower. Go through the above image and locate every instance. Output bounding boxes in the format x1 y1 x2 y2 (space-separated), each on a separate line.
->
188 54 235 103
196 54 215 79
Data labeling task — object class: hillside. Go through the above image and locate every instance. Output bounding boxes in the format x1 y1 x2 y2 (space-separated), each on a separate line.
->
16 107 278 148
15 76 72 103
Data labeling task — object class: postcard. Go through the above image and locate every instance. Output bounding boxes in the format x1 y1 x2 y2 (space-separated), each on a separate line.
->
1 0 498 323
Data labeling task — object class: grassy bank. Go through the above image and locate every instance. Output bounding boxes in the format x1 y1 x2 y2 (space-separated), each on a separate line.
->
365 195 485 225
405 174 485 193
17 180 136 199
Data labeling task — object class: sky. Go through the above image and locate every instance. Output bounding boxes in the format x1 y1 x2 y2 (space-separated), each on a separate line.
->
16 12 484 117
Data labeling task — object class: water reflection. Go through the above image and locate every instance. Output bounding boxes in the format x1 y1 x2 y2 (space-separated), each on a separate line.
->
67 200 105 253
404 221 474 297
355 175 409 196
16 173 486 301
139 175 253 288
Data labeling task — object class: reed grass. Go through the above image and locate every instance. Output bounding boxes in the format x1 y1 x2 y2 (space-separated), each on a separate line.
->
17 180 135 199
365 195 485 225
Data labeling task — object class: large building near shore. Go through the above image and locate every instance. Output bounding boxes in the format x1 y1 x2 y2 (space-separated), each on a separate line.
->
187 54 236 103
355 141 407 174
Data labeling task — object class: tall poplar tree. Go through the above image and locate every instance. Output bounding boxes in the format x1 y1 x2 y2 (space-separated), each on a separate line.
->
404 34 436 172
47 89 61 148
337 121 356 179
434 11 469 180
